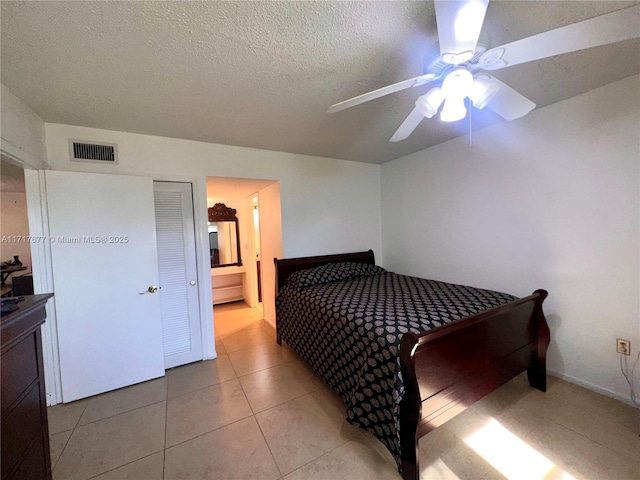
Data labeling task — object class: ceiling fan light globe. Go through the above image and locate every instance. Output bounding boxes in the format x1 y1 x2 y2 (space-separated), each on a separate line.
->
440 97 467 122
469 77 499 109
442 69 474 98
416 88 445 118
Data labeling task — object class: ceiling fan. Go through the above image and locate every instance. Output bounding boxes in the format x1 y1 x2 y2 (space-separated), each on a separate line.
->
327 1 640 142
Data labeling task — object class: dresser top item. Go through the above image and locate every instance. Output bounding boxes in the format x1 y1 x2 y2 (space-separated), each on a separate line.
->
1 294 53 350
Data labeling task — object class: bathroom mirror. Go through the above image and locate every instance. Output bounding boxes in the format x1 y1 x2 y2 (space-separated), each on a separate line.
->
208 203 242 268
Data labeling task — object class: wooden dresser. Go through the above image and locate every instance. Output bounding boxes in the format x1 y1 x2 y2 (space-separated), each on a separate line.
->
1 294 53 480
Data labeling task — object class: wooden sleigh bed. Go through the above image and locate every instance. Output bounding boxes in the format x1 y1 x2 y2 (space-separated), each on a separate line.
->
274 250 550 480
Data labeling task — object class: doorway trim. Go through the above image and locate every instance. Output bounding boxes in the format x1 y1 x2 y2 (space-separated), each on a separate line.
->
2 146 64 406
24 169 63 405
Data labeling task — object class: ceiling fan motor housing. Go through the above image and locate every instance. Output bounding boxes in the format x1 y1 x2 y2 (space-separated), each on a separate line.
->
424 41 489 77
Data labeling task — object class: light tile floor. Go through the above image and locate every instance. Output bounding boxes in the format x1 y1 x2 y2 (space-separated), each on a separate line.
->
49 302 640 480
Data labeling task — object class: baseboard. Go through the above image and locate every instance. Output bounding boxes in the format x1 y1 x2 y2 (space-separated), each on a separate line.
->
548 369 638 408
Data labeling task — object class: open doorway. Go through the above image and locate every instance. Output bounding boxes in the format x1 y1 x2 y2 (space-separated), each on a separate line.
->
0 157 34 297
205 176 282 350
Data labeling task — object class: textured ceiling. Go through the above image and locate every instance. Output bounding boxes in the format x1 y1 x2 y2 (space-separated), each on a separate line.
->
1 1 639 164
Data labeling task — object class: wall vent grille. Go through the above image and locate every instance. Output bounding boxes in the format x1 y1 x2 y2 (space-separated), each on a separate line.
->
69 140 118 164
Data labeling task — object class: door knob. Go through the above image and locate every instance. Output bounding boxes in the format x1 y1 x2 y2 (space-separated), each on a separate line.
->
139 285 158 294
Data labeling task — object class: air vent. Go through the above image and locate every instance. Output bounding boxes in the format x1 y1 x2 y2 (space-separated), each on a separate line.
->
69 140 118 164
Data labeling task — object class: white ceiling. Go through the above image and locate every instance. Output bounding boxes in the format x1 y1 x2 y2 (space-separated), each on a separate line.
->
1 1 639 164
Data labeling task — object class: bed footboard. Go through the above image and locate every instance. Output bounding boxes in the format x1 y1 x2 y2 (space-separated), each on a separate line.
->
398 289 550 480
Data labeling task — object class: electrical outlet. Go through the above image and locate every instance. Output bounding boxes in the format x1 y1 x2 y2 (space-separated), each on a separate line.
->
616 338 631 356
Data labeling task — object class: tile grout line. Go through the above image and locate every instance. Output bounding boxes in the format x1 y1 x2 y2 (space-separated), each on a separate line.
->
215 320 265 336
220 330 285 353
57 307 275 478
214 307 295 477
508 397 625 453
50 428 74 474
502 400 640 467
52 300 639 480
54 400 168 478
69 398 168 431
220 307 335 477
543 414 640 464
50 398 91 475
163 388 168 480
82 451 164 480
254 421 284 479
279 431 380 480
60 402 167 479
250 392 285 479
228 352 297 378
223 345 241 378
75 400 91 428
162 413 256 451
164 413 255 450
167 376 240 402
248 382 325 416
220 336 275 354
217 308 389 478
236 365 258 417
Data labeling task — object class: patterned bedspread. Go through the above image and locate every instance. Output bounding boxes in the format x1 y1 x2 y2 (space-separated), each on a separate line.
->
275 263 517 467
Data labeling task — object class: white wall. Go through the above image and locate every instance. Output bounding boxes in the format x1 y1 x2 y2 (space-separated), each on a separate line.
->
258 182 283 327
45 124 382 260
45 124 382 329
381 75 640 403
1 84 47 168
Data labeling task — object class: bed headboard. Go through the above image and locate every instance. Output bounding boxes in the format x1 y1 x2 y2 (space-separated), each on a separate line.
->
273 250 376 293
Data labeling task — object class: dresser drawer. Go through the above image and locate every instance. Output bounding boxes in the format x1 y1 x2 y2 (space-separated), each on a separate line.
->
1 333 39 414
6 433 47 480
1 294 53 480
1 382 44 476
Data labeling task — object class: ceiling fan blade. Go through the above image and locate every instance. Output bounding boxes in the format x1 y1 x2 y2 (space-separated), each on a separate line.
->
327 74 436 114
435 0 490 64
479 4 640 70
484 76 536 121
390 107 425 142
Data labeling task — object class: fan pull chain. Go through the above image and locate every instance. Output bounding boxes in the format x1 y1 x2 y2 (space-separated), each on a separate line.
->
468 98 473 148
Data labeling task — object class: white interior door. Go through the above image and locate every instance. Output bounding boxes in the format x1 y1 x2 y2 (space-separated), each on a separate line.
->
153 182 202 368
46 170 165 403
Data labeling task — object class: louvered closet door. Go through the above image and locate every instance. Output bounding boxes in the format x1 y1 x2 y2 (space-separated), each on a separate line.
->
154 182 203 368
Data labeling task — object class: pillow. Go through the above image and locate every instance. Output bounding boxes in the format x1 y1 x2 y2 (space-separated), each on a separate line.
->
286 262 386 288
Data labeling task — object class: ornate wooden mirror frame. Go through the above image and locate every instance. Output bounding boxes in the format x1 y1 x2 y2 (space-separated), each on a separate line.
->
208 203 242 268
